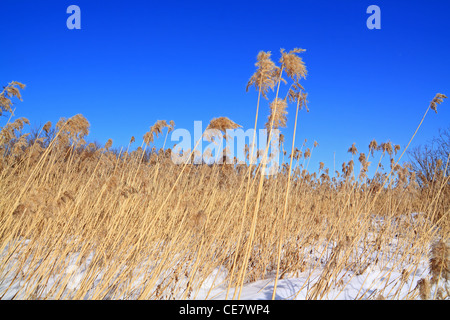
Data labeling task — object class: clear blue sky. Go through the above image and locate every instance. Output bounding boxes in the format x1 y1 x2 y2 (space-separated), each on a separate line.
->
1 0 449 174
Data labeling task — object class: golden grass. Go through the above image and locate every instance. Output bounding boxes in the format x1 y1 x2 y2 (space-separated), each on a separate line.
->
0 49 448 300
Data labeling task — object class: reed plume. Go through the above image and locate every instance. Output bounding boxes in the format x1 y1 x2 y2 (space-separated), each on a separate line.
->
0 81 26 116
378 141 393 157
246 51 279 99
143 131 153 145
104 139 113 150
42 121 52 134
55 114 90 144
358 153 366 164
369 139 378 157
394 144 401 155
279 48 307 82
416 278 431 300
168 120 175 133
429 93 447 113
348 143 358 155
206 117 242 133
265 98 288 130
151 120 169 137
429 240 449 283
304 148 311 159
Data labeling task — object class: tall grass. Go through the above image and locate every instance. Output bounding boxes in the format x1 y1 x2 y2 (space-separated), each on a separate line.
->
0 54 448 300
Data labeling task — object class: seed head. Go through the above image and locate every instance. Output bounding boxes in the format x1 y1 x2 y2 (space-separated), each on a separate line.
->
43 121 52 134
206 117 242 133
369 139 378 157
105 139 113 150
265 98 288 130
348 143 358 156
429 240 449 283
246 51 279 99
280 48 307 82
429 93 447 113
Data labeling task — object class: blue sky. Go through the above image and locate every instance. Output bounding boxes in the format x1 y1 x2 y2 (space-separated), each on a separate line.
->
1 0 449 174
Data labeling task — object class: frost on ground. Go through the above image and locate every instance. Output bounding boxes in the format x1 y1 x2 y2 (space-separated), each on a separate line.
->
1 214 448 300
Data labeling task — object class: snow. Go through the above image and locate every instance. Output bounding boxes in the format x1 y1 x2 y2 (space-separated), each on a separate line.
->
203 262 431 300
1 222 448 300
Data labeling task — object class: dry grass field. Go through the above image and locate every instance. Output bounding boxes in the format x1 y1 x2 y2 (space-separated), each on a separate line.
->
0 49 448 300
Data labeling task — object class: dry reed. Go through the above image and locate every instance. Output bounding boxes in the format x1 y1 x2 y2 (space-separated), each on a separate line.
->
0 51 448 301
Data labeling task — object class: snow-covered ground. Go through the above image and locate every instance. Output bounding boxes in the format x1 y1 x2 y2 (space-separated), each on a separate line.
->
1 242 447 300
206 263 430 300
1 215 448 300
